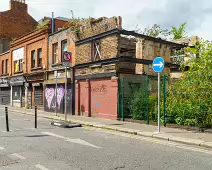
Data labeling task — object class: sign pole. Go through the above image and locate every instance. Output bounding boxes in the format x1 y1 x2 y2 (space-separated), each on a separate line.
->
55 72 58 116
158 72 160 133
153 57 164 133
65 66 67 122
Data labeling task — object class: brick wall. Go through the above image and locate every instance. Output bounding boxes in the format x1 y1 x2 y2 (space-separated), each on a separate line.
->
48 28 77 70
0 52 10 77
76 34 119 65
10 29 50 76
0 0 37 39
78 16 122 40
136 39 171 76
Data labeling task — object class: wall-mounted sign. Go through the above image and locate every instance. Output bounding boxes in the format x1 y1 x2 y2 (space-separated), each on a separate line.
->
13 47 24 61
32 83 41 87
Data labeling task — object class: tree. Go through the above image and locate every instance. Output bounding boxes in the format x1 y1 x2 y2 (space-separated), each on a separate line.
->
171 22 187 40
136 24 170 38
167 40 212 128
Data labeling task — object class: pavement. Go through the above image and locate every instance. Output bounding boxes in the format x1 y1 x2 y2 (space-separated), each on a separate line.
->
1 105 212 150
1 109 212 170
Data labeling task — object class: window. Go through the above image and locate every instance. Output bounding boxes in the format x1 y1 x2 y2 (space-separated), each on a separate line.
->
14 60 23 72
92 40 102 61
62 40 68 61
5 59 8 74
2 60 4 74
52 43 58 64
31 50 36 68
38 48 42 67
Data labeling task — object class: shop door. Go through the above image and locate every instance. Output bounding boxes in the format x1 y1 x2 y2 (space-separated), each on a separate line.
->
0 87 11 105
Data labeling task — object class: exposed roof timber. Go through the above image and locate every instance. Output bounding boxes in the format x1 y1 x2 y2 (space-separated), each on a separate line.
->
121 30 185 48
76 28 185 48
74 56 179 69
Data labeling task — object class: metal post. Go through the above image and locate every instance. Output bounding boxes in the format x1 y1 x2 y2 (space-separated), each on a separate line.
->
65 67 67 122
5 107 9 132
55 72 58 116
163 74 167 127
158 73 160 133
146 76 149 124
121 78 124 121
35 106 37 129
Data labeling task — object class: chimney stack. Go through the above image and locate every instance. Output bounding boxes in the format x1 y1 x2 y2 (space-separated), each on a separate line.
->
10 0 27 12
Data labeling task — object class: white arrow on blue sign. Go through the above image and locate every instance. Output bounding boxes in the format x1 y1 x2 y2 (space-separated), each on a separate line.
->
153 57 165 73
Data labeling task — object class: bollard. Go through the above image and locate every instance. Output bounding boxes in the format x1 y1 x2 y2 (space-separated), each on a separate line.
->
35 106 37 129
5 107 9 132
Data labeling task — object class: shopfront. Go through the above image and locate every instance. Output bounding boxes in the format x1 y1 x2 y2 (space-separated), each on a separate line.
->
25 72 45 108
10 76 25 108
0 78 10 105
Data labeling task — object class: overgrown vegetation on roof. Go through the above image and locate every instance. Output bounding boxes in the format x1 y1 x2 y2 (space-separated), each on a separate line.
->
36 19 51 31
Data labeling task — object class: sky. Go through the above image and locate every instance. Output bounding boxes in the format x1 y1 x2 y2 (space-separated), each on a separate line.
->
1 0 212 40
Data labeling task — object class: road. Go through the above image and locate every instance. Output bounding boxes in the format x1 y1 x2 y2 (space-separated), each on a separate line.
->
0 108 212 170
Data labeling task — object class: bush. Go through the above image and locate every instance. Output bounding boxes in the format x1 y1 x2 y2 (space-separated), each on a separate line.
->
167 40 212 128
129 87 148 120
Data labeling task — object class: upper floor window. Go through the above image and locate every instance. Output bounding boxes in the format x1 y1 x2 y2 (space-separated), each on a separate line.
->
5 59 8 74
14 59 23 73
52 43 58 64
2 60 4 74
38 48 42 67
92 40 102 61
62 40 68 54
31 50 36 68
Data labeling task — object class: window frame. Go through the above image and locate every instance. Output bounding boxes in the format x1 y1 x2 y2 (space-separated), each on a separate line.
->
2 60 4 75
37 48 42 67
52 43 58 64
5 59 8 74
91 39 102 62
31 50 36 68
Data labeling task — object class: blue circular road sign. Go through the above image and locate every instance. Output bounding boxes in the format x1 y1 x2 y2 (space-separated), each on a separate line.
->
153 57 165 73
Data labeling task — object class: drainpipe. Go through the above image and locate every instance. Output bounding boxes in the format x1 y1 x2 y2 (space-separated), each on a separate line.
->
52 12 55 34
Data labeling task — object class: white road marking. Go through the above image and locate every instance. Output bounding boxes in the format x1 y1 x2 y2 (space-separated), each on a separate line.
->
84 127 212 155
0 146 4 150
1 130 13 133
65 139 101 148
11 153 26 160
42 132 101 149
35 164 50 170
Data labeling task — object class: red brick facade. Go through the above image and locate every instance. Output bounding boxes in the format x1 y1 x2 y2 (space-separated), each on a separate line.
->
0 0 37 39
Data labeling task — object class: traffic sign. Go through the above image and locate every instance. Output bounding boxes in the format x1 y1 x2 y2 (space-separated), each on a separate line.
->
62 52 72 67
153 57 165 73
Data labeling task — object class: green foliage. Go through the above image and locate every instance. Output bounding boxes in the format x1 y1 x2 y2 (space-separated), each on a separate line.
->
171 22 187 40
136 24 170 38
67 18 90 33
167 40 212 128
36 19 51 31
129 87 148 120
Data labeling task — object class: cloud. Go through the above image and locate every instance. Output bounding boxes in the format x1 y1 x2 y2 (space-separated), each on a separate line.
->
1 0 212 40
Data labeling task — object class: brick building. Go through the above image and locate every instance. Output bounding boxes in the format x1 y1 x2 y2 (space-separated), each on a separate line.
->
74 17 184 120
9 28 51 108
44 28 77 114
0 51 11 105
0 0 38 54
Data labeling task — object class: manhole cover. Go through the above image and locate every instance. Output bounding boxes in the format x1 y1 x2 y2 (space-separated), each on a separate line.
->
0 155 19 167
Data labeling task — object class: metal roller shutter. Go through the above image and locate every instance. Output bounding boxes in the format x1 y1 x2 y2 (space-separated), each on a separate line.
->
34 86 43 105
0 87 11 105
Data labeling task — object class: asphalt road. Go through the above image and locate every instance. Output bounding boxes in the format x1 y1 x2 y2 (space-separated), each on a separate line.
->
0 108 212 170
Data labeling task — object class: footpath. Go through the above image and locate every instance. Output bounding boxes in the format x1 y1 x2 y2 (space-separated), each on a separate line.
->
2 106 212 149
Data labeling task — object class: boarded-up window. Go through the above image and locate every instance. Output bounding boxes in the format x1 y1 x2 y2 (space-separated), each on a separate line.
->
92 40 101 61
